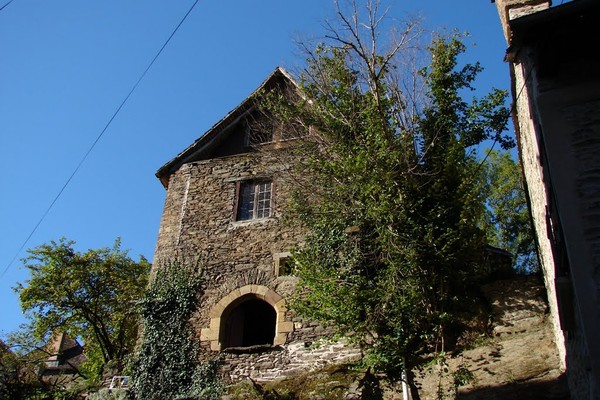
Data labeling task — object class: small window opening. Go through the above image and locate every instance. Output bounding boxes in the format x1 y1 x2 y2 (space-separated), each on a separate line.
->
222 298 276 349
274 252 293 276
278 258 292 276
245 112 275 146
281 120 307 140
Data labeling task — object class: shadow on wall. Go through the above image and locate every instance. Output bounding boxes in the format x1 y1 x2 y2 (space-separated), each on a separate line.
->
457 372 570 400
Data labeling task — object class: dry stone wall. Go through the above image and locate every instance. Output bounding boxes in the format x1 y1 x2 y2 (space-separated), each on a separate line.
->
220 339 361 383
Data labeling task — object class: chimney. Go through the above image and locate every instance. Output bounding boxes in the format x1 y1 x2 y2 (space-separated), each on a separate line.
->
493 0 552 44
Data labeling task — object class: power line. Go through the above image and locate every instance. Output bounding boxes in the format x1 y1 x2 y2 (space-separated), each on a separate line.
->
1 0 200 279
0 0 15 12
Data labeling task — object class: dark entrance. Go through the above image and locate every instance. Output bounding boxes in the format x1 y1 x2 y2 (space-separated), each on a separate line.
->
222 298 276 349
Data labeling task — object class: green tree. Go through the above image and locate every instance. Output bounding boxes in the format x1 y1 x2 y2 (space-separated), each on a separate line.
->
0 346 37 400
267 1 512 397
0 340 23 399
14 238 150 377
483 150 539 273
1 330 82 399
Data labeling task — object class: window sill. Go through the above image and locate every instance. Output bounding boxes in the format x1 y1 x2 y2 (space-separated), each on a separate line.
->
222 344 283 354
229 217 275 229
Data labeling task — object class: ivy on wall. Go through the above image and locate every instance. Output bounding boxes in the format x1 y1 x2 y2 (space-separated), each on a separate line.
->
130 261 222 400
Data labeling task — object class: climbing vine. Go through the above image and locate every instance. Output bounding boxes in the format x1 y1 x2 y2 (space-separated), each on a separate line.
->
130 260 222 400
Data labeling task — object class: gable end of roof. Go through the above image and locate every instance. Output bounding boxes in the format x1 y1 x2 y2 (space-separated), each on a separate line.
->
156 67 298 188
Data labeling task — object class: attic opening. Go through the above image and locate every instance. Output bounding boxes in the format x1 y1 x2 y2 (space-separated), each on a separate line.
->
245 110 275 146
220 295 277 349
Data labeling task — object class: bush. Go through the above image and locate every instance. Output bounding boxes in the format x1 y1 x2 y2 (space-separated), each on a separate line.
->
88 388 129 400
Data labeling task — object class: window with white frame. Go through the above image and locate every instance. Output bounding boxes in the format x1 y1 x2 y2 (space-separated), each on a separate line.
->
235 180 273 221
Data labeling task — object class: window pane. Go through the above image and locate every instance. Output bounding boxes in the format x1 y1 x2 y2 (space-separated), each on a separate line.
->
256 182 272 219
237 183 255 221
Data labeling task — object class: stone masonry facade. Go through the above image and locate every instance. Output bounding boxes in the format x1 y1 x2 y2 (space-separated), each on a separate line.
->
152 68 360 382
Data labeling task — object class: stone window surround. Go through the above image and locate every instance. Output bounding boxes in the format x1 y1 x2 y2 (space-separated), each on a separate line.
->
200 284 293 351
235 180 273 221
273 252 292 277
231 177 275 223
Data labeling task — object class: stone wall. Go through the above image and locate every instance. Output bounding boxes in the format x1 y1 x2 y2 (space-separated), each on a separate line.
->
417 277 569 400
509 56 567 366
153 147 357 381
513 39 600 400
154 148 305 268
220 339 361 383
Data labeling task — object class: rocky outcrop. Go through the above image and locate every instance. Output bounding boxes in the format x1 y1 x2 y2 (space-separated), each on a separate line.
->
416 276 569 400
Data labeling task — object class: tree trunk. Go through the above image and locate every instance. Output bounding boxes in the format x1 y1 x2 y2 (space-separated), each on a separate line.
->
403 357 421 400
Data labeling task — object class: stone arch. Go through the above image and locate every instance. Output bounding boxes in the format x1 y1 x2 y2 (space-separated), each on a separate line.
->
200 285 293 351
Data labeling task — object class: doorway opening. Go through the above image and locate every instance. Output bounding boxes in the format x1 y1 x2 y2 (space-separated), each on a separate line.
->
221 297 276 349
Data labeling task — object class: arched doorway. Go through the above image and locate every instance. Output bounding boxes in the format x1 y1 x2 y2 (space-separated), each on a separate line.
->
201 285 293 351
221 296 277 349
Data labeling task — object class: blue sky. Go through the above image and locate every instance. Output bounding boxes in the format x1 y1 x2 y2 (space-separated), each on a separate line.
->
0 1 511 337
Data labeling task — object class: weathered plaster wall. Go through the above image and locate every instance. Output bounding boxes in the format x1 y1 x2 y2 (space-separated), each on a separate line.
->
494 0 566 370
509 58 567 367
494 1 600 398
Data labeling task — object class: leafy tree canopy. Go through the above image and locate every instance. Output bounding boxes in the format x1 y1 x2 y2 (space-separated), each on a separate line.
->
14 238 150 377
482 149 539 274
264 1 515 397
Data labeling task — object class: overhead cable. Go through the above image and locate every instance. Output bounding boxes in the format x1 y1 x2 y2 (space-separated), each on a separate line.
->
1 0 200 278
0 0 15 12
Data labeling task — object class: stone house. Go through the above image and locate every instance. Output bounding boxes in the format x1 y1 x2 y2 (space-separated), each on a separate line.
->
152 67 359 382
493 0 600 398
40 332 86 387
